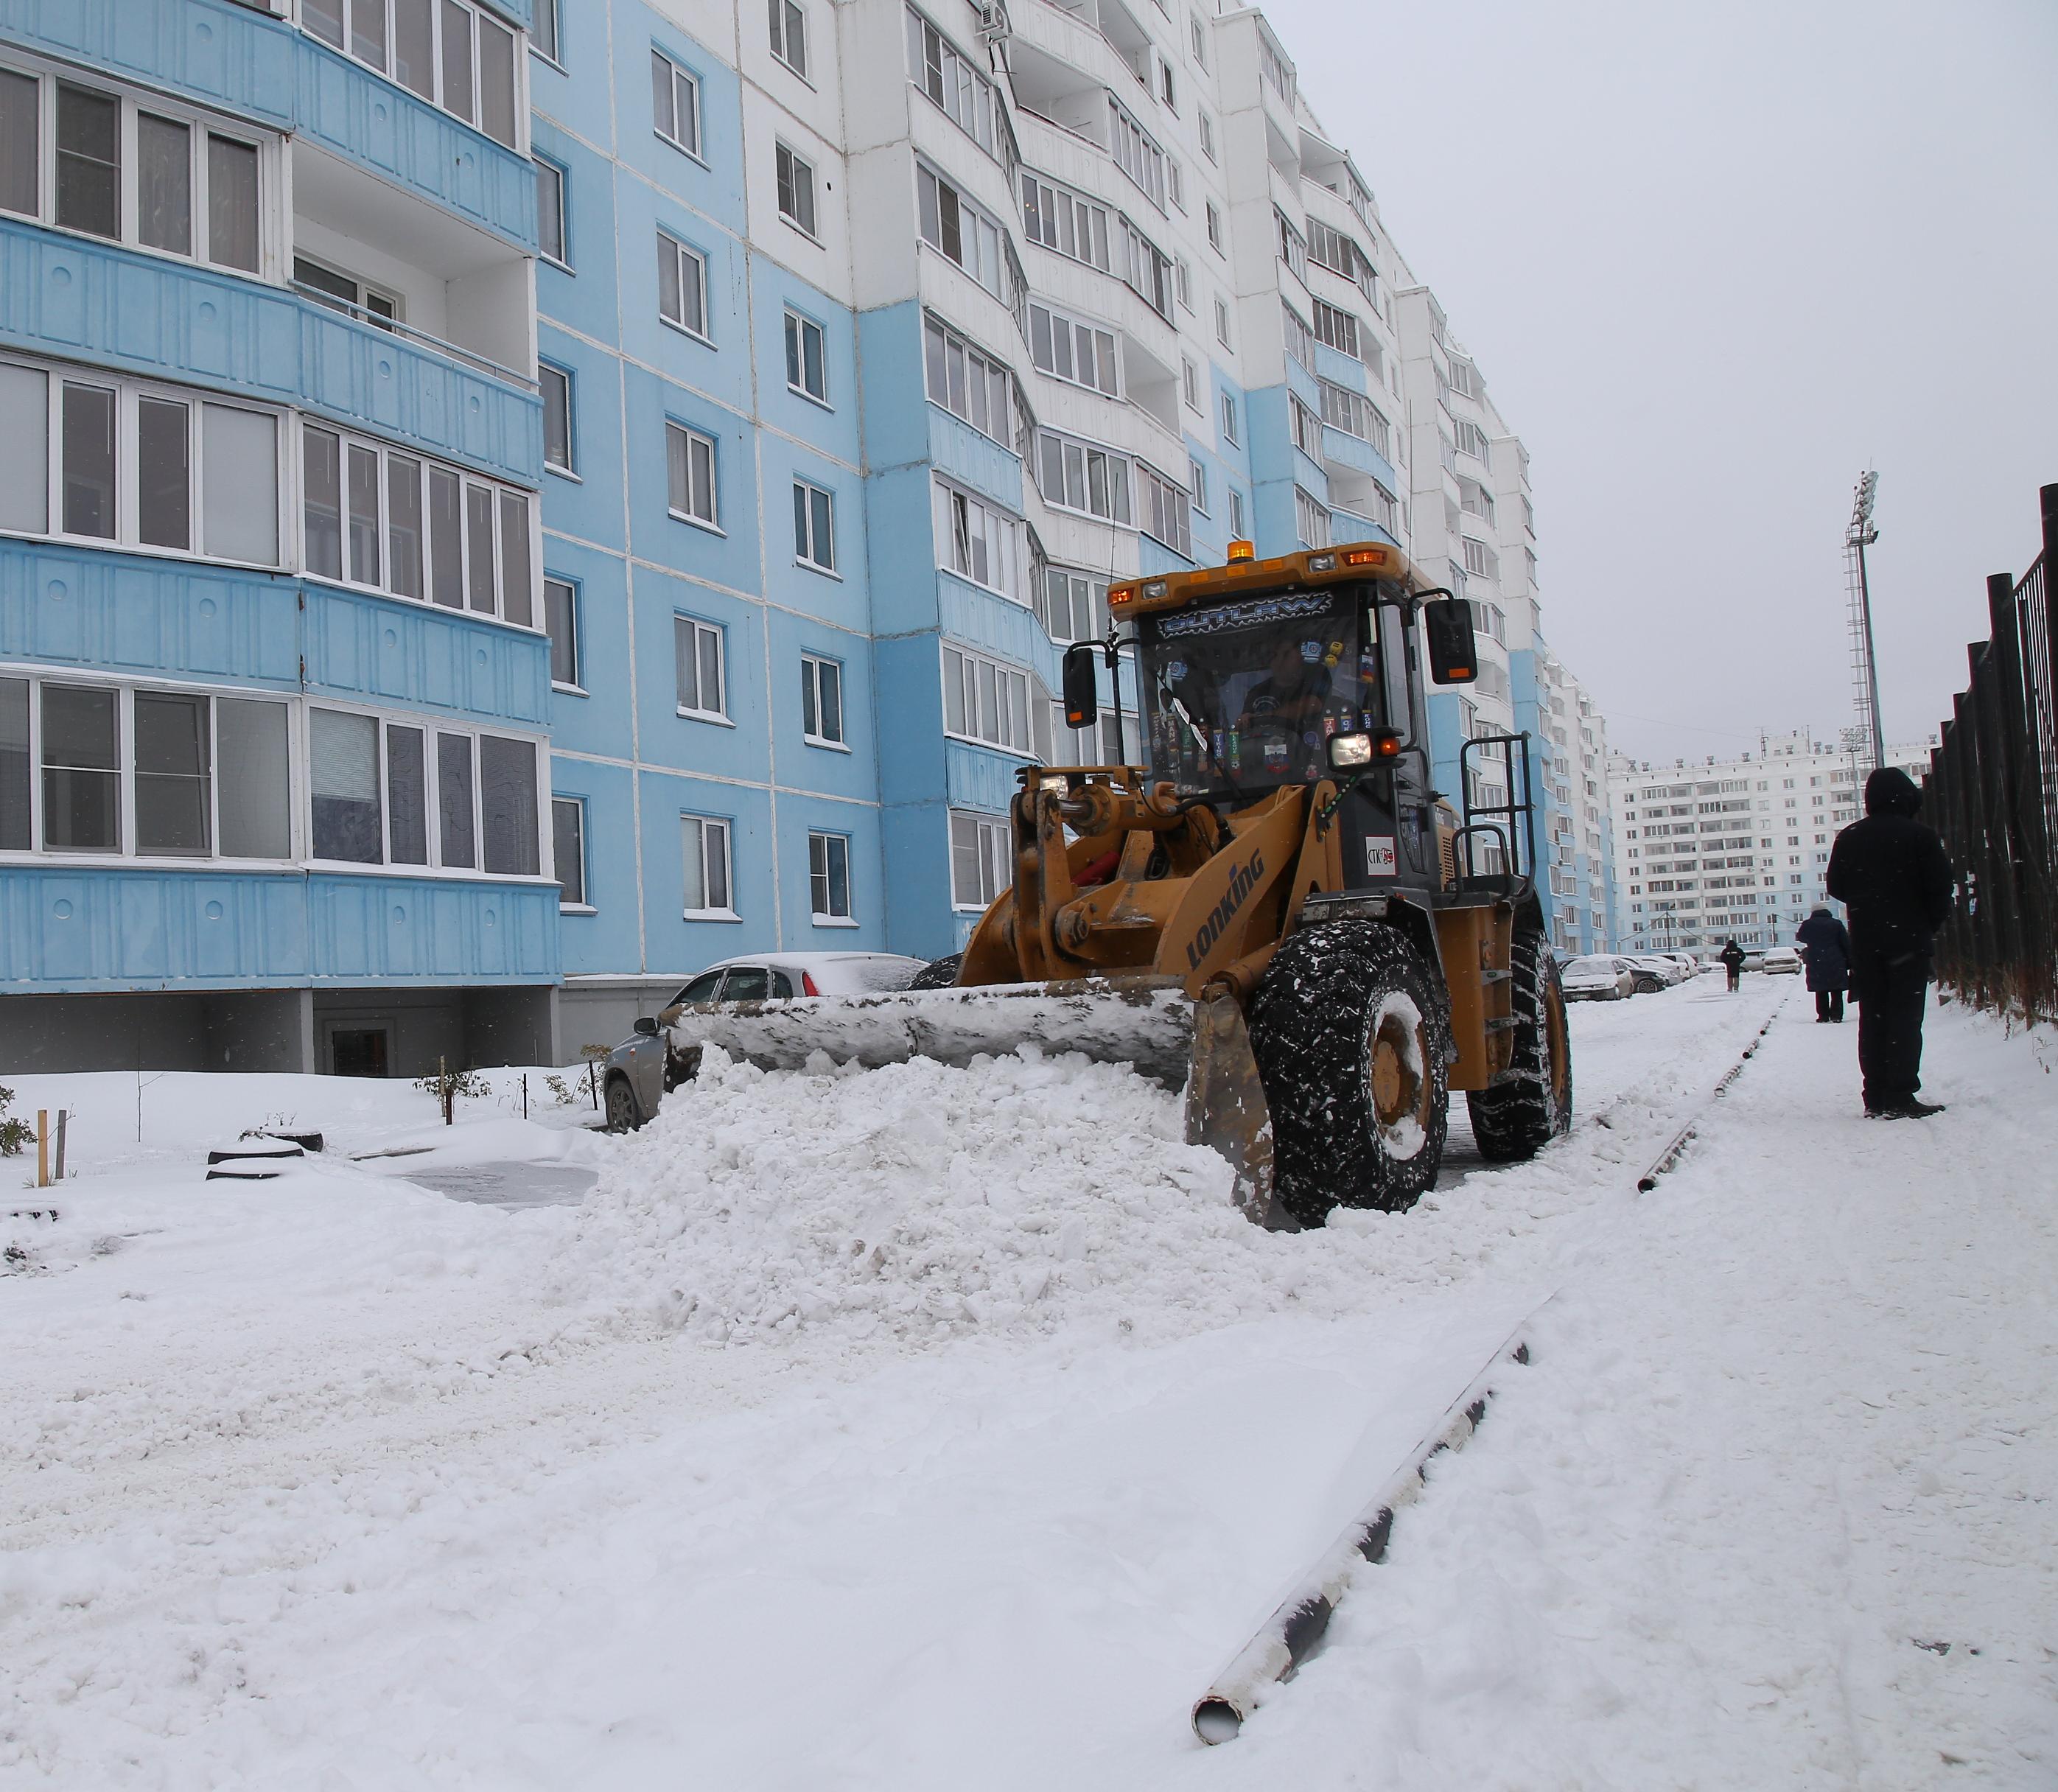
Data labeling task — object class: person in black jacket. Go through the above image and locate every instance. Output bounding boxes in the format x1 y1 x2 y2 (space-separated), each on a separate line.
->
1718 938 1746 992
1794 905 1852 1023
1824 766 1955 1118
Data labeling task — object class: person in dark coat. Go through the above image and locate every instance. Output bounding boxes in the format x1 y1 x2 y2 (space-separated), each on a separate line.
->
1718 938 1746 992
1794 905 1852 1023
1824 766 1955 1118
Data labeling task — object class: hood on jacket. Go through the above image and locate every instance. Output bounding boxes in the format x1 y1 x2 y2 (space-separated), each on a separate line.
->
1864 766 1922 817
1809 905 1831 916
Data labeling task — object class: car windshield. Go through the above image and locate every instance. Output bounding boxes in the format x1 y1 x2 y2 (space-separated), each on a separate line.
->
1566 956 1615 974
1138 585 1398 796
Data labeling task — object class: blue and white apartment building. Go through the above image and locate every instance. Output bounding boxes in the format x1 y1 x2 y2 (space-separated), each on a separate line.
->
0 0 1614 1074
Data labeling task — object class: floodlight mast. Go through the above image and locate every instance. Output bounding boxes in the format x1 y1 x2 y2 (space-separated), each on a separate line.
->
1844 470 1885 772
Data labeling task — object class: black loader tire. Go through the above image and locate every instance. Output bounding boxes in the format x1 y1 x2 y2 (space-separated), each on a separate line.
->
907 952 964 990
1465 920 1573 1161
1247 922 1451 1225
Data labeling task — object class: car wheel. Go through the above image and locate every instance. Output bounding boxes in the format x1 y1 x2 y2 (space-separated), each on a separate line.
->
604 1074 643 1133
1634 976 1664 995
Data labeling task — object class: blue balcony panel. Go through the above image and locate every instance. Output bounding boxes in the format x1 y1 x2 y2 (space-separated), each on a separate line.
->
0 0 296 130
295 39 539 253
1320 427 1398 495
303 584 552 727
0 224 540 486
0 539 303 687
0 866 557 990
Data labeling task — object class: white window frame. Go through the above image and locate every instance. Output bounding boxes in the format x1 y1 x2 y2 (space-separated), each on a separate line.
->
539 361 574 473
949 808 1010 910
1036 429 1133 525
1197 108 1217 163
0 355 287 572
1138 461 1191 558
784 307 830 405
1225 486 1245 539
775 140 818 238
665 421 721 531
300 416 537 627
1188 456 1209 516
531 0 562 67
1312 298 1361 360
917 161 1010 301
657 230 711 341
1181 354 1200 413
923 312 1014 447
800 652 846 748
1295 487 1331 549
533 154 568 267
0 666 302 868
549 794 587 909
769 0 810 80
673 615 729 722
808 828 853 924
1205 200 1222 254
1214 295 1231 347
941 644 1033 755
906 6 1008 164
1219 391 1239 445
651 49 703 159
302 700 547 879
1028 301 1119 398
0 59 278 278
932 477 1021 599
680 812 736 918
1040 567 1106 645
792 477 836 573
301 0 525 150
1107 94 1166 211
1019 172 1110 272
543 575 580 690
1282 301 1315 373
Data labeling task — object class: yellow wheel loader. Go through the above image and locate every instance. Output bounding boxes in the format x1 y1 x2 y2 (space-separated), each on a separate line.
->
664 541 1572 1225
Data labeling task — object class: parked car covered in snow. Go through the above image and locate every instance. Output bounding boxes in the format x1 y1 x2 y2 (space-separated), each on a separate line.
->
603 952 928 1130
1623 955 1684 994
1561 956 1638 1001
1761 946 1803 976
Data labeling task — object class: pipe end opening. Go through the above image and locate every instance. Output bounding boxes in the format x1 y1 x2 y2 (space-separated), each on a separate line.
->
1193 1698 1244 1745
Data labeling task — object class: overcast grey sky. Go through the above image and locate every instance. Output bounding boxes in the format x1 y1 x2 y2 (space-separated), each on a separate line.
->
1265 0 2058 766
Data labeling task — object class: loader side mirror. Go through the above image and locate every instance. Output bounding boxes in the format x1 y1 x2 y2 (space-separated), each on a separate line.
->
1061 641 1100 729
1422 598 1478 685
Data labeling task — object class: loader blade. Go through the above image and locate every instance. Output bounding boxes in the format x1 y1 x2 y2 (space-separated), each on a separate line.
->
665 977 1197 1091
1183 990 1284 1228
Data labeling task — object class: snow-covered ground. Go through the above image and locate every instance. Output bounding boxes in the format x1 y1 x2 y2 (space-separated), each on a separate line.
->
1 979 2051 1788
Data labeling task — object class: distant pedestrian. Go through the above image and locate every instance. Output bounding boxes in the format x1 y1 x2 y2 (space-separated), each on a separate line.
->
1824 767 1955 1119
1718 938 1746 993
1794 905 1852 1023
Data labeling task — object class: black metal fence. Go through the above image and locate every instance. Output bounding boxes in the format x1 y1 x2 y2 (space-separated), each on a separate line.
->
1925 483 2058 1021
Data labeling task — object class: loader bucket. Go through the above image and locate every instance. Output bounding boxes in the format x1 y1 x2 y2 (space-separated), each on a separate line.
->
663 976 1197 1091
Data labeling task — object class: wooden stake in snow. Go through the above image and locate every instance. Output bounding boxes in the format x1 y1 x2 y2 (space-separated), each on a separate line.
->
35 1110 48 1189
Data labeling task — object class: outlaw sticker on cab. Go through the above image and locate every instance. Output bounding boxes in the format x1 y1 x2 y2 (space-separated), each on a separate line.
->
1365 836 1398 877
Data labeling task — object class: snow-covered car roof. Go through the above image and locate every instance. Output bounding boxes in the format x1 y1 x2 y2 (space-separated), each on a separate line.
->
690 951 928 994
1564 956 1621 975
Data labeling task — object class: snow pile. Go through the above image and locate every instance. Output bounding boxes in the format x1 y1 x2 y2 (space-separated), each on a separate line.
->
543 1045 1406 1348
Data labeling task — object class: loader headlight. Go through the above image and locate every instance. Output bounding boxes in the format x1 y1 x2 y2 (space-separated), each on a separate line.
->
1329 732 1373 768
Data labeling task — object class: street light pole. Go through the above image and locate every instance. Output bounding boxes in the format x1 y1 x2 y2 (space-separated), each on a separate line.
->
1844 471 1885 771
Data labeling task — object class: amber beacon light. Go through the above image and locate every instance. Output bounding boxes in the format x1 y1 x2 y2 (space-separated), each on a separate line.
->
1226 538 1256 562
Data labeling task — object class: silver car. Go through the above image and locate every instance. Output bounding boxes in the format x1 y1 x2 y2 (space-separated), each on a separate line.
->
1561 955 1637 1001
603 951 928 1130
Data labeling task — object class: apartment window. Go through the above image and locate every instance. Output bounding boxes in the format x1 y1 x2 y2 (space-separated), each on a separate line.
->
1228 488 1245 536
1041 568 1105 645
307 707 539 874
1289 393 1320 459
302 421 531 623
769 0 808 78
1181 354 1200 413
906 7 1004 161
808 830 851 921
1294 488 1330 548
1258 29 1295 103
651 50 701 157
1455 419 1491 460
917 164 1009 299
532 0 561 64
1188 457 1208 515
800 654 844 746
1365 477 1399 533
1198 109 1217 164
1166 157 1185 213
1205 201 1223 254
543 576 578 688
1158 55 1177 111
1189 13 1208 66
1460 536 1496 578
665 422 718 528
923 315 1012 447
534 156 567 265
0 69 269 271
1219 391 1239 445
551 796 584 906
1138 463 1191 558
1214 296 1231 346
942 645 1032 753
539 363 573 472
784 309 828 403
301 0 519 147
681 814 733 916
1282 302 1315 372
792 479 836 572
1029 302 1119 397
1107 95 1166 210
775 142 816 237
0 359 282 567
665 618 729 731
1174 253 1194 312
933 479 1019 597
1121 217 1174 320
1275 209 1306 281
1037 430 1132 525
1306 217 1374 301
293 256 399 326
1020 173 1110 271
1312 298 1360 360
657 231 710 338
950 810 1009 909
